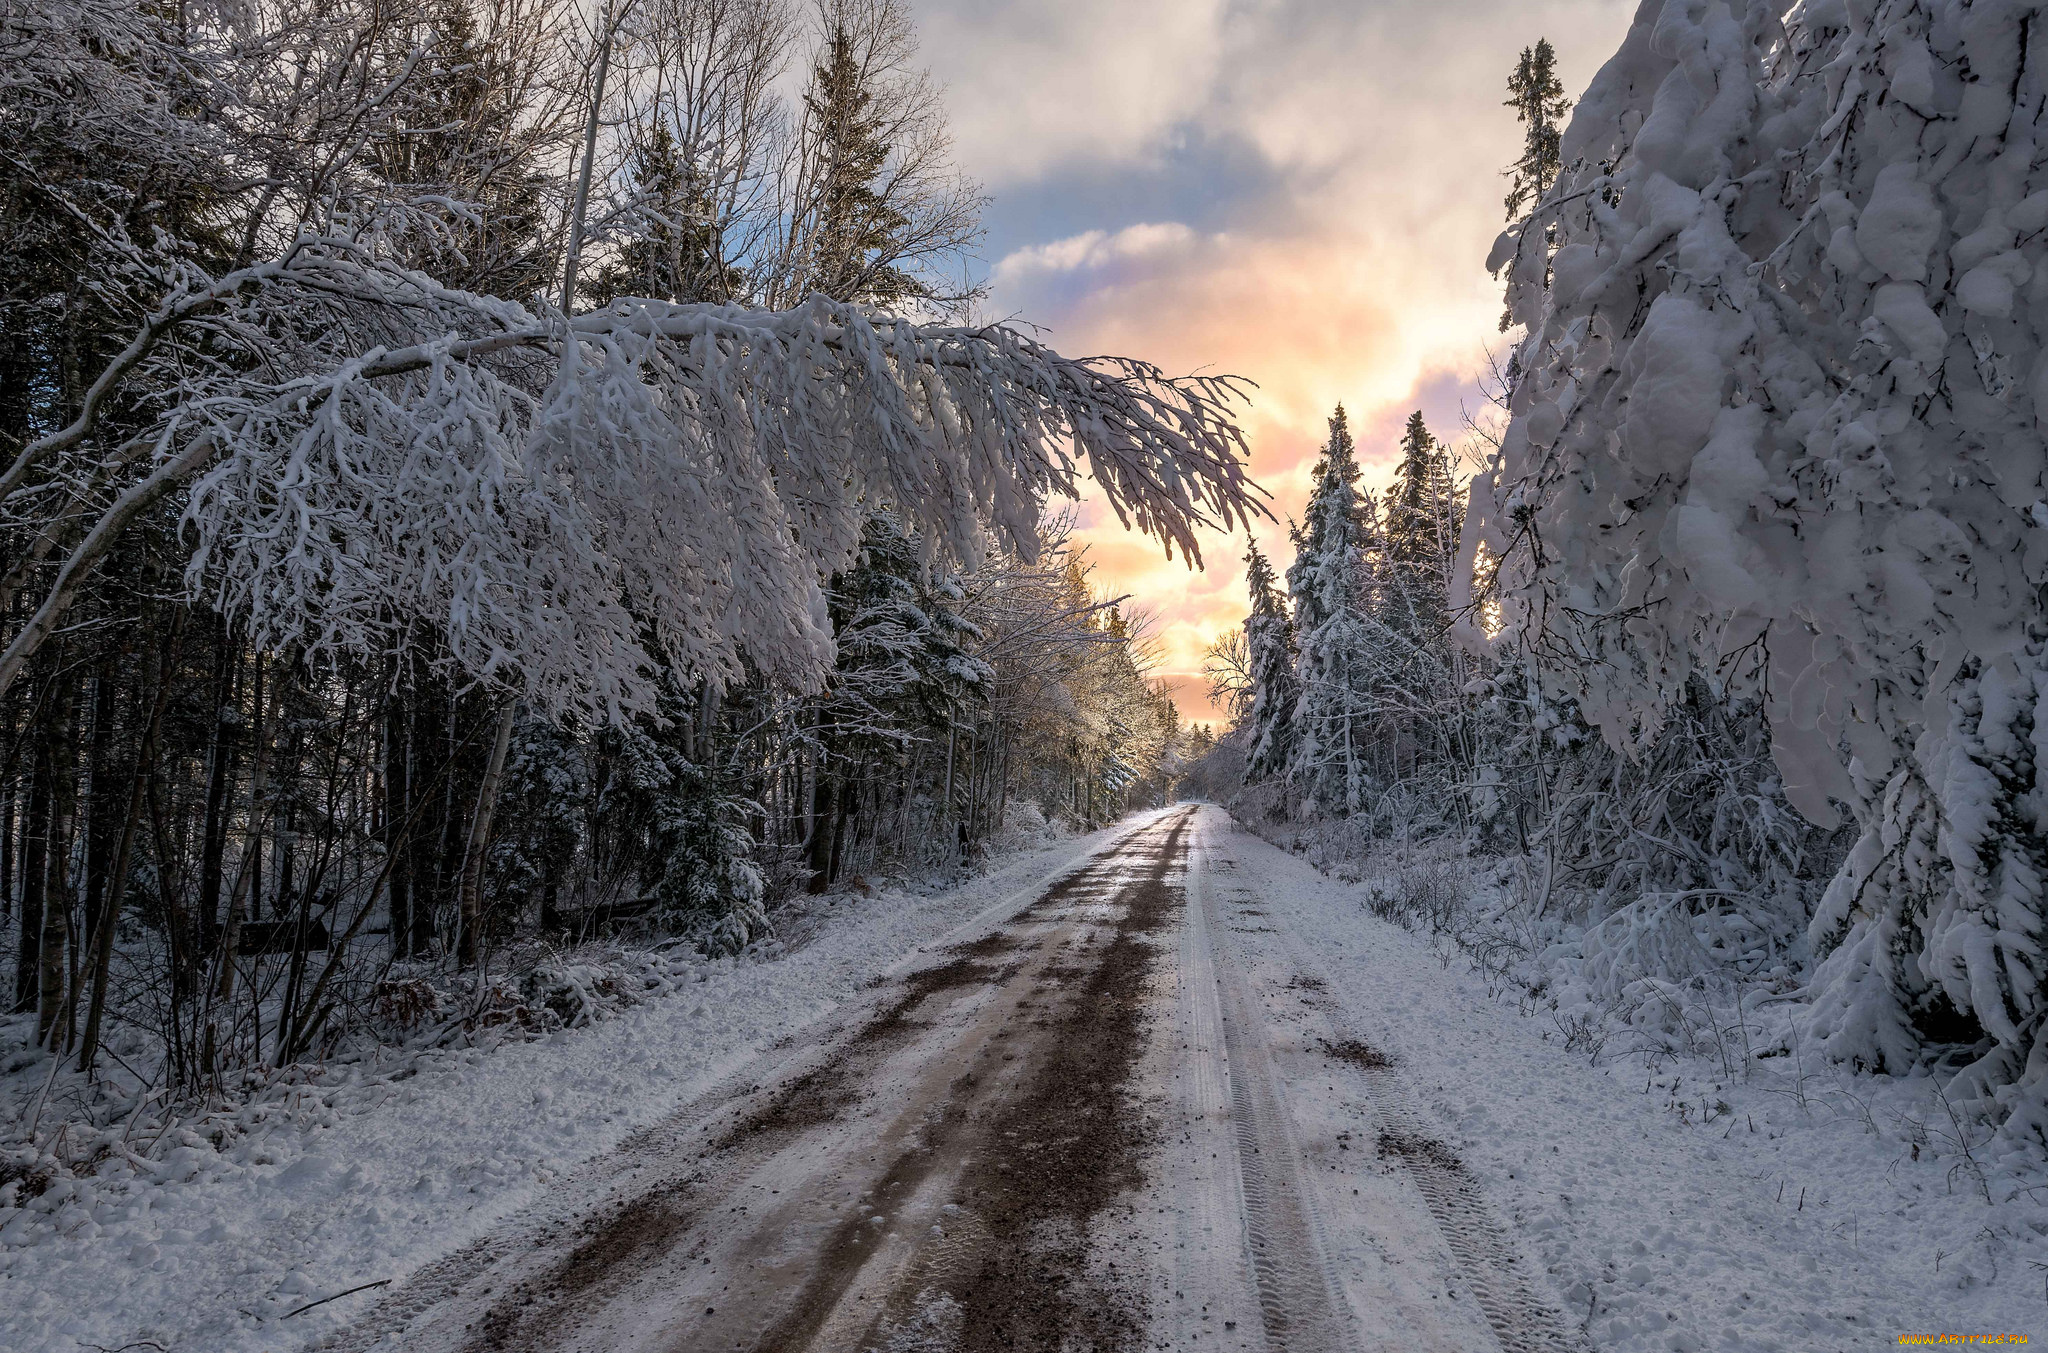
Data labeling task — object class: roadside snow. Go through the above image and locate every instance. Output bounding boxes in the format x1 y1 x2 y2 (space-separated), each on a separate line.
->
0 816 1146 1353
1217 813 2048 1352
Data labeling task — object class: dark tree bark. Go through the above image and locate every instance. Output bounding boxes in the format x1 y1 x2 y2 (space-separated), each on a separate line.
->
13 725 48 1014
79 614 180 1073
383 679 412 959
196 631 238 959
36 677 78 1048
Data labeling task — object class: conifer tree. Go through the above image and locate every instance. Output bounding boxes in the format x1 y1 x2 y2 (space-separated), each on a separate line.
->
1286 408 1380 816
588 124 744 305
1502 38 1569 220
1241 539 1298 784
1499 38 1570 331
374 0 562 300
1381 411 1463 642
806 511 989 890
802 25 915 305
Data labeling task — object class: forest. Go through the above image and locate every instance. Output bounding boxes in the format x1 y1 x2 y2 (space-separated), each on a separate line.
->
0 0 1242 1135
1191 7 2048 1156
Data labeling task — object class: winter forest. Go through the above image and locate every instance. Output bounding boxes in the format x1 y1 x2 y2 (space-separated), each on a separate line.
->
6 0 2048 1348
1190 4 2048 1163
0 0 1248 1087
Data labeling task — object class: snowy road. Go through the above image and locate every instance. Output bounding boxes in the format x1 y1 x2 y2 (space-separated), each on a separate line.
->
335 805 1576 1352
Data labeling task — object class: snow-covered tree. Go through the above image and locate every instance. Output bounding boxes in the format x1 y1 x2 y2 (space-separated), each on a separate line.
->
1287 407 1381 816
1240 538 1299 783
1382 411 1464 644
1469 0 2048 1139
0 271 1258 720
804 511 988 890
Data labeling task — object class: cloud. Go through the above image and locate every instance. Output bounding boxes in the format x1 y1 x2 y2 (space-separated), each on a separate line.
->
990 222 1199 286
909 0 1638 719
912 0 1230 185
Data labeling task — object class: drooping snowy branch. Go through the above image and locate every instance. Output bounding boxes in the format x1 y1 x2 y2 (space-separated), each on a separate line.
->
0 237 1258 722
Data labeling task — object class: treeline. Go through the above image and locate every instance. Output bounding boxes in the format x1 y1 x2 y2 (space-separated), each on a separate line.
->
0 0 1239 1100
1203 13 2048 1147
1194 395 1835 986
1189 33 1853 1101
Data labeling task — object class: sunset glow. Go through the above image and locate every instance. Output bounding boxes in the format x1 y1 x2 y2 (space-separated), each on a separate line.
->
913 0 1634 721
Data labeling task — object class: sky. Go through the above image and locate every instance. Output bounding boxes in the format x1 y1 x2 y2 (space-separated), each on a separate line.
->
907 0 1637 723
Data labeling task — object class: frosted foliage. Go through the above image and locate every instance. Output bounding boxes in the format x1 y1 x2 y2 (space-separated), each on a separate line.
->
1287 428 1377 817
7 243 1255 720
1468 0 2048 1133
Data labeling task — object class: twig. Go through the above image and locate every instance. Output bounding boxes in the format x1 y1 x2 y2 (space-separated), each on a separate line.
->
280 1278 391 1320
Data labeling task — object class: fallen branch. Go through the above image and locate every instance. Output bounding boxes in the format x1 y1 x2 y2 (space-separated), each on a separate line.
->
280 1278 392 1321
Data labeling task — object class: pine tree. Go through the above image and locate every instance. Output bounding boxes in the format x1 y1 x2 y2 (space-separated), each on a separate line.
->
1286 407 1380 816
1241 539 1298 785
1381 411 1463 642
1503 38 1570 220
803 26 915 305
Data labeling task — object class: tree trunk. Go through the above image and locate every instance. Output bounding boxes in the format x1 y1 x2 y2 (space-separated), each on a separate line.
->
409 682 451 956
806 747 837 894
994 724 1010 833
210 653 270 1064
897 745 922 861
383 679 411 960
1 778 13 928
196 632 236 961
941 727 957 842
826 760 854 884
13 729 48 1014
456 702 516 966
36 678 77 1048
73 666 115 1041
78 614 180 1074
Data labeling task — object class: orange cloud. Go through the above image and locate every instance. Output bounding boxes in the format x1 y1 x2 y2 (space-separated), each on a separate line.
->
917 0 1638 723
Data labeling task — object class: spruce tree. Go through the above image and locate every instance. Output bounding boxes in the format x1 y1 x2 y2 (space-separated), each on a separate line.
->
374 0 559 301
808 512 990 889
1241 538 1299 784
1503 38 1570 220
588 125 744 306
1500 38 1571 330
1381 411 1463 642
804 26 915 305
1286 407 1380 816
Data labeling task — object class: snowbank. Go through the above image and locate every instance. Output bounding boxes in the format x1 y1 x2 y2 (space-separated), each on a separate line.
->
1224 814 2048 1351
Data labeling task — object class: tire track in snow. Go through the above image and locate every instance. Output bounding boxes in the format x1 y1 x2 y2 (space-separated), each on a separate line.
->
1194 822 1361 1353
1209 812 1584 1353
1362 1082 1584 1353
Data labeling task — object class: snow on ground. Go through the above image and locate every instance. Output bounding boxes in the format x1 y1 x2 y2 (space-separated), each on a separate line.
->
1215 811 2048 1351
0 815 1150 1353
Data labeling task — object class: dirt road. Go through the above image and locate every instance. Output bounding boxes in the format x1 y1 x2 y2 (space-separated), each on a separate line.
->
341 806 1576 1352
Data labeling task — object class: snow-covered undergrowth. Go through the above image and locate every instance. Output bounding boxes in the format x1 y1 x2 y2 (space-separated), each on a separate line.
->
0 810 1103 1353
1243 809 2048 1202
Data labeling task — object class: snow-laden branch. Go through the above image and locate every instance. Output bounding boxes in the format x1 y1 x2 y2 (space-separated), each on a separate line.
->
0 241 1259 721
1467 0 2048 1129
